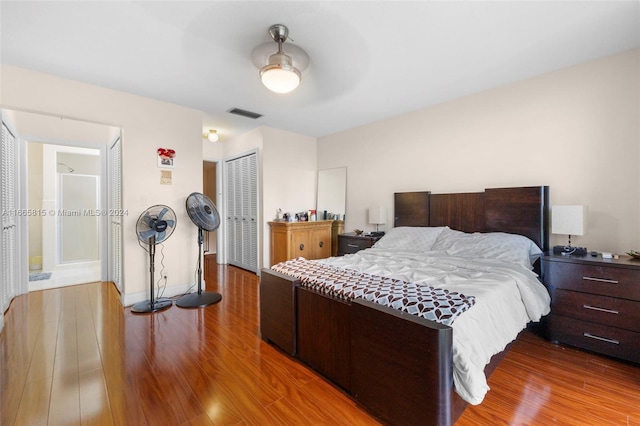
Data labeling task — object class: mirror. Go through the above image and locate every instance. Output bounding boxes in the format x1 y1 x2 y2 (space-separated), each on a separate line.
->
317 167 346 220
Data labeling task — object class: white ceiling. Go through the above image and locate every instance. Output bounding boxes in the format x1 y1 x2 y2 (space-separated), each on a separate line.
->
1 1 639 141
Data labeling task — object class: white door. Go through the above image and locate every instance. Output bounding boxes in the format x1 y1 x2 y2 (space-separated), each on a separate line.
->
108 137 123 291
1 113 22 326
225 152 258 272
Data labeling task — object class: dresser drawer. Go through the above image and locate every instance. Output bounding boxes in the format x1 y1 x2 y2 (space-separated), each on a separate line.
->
545 261 640 301
546 314 640 364
549 288 640 332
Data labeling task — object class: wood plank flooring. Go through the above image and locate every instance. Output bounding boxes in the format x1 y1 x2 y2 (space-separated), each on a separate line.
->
1 256 639 425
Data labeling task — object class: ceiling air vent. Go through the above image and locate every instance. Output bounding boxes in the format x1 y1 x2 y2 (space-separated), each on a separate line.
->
228 108 262 120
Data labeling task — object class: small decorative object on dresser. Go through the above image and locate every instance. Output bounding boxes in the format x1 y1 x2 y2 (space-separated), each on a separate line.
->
626 250 640 259
337 232 382 256
542 252 640 364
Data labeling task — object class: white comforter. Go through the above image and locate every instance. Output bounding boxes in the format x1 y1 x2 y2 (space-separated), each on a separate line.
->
319 247 550 405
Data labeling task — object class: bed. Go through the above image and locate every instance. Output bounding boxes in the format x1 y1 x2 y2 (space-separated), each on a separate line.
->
260 186 550 426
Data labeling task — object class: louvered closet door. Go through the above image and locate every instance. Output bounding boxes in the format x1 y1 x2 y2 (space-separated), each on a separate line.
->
109 137 123 291
1 122 18 313
225 159 237 263
225 152 257 272
240 154 257 268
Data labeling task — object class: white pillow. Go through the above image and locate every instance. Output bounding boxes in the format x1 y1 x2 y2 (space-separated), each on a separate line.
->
431 228 542 269
372 226 447 251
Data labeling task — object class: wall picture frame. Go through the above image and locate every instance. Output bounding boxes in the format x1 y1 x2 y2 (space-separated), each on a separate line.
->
157 147 176 169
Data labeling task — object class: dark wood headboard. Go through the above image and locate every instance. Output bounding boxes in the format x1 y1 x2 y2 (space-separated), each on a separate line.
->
394 186 549 251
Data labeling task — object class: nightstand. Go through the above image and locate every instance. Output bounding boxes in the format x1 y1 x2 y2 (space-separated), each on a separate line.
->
337 233 382 256
541 253 640 363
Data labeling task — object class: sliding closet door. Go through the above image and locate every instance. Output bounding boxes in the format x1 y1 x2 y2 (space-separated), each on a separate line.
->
1 118 20 323
225 152 258 273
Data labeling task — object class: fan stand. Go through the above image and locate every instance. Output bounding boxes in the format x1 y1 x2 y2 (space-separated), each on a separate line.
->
131 236 173 314
176 228 222 308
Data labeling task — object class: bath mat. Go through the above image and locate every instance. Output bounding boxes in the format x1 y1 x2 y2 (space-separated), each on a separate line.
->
29 272 52 282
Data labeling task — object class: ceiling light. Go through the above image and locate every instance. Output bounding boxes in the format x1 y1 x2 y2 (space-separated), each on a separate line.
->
258 24 304 94
206 130 219 142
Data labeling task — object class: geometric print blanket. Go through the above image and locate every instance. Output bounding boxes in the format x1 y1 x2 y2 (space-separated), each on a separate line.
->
270 257 476 326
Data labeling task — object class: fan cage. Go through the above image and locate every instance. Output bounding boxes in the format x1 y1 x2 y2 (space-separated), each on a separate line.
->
136 205 177 245
186 193 220 232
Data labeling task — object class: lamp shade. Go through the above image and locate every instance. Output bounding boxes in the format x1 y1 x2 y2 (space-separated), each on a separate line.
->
368 206 387 225
260 53 301 93
551 205 585 236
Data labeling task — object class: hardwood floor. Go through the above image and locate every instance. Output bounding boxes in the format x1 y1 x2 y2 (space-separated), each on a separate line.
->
1 256 639 425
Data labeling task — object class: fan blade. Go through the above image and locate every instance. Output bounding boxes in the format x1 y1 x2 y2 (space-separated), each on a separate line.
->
164 219 175 228
143 213 156 228
157 207 169 220
138 229 156 240
156 231 166 242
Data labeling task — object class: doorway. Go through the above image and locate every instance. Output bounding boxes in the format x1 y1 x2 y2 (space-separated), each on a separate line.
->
203 160 218 259
28 143 102 291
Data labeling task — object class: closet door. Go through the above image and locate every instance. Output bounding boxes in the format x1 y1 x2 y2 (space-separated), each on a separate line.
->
225 152 258 273
240 154 258 269
1 120 19 317
226 158 239 264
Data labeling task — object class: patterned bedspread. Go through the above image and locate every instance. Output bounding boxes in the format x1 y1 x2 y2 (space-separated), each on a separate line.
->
271 257 476 326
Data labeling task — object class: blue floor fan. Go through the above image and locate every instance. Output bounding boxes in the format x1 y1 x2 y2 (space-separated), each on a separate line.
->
132 205 177 314
176 192 222 308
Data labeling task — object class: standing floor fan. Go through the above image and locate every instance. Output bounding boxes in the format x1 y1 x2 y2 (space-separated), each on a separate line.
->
176 192 222 308
132 205 177 314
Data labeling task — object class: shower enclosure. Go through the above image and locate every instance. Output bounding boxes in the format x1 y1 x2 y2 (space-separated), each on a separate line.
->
30 144 101 290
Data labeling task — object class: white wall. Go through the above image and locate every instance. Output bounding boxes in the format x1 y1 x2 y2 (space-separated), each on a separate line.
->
1 65 203 304
261 126 317 268
318 49 640 254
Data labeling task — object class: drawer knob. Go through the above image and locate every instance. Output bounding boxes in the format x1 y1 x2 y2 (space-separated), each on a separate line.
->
582 276 619 284
583 304 619 315
583 332 619 345
299 244 304 251
319 241 324 248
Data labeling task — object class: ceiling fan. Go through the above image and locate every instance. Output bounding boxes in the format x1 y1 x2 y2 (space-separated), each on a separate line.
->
251 24 309 94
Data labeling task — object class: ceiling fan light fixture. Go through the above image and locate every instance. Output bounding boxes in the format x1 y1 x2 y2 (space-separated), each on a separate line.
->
260 55 301 94
258 24 303 94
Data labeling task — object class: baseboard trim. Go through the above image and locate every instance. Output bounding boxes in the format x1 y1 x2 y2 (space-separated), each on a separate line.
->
122 282 196 307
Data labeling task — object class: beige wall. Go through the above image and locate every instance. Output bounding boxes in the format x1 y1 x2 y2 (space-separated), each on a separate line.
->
1 64 203 304
261 126 317 267
318 49 640 254
27 143 43 263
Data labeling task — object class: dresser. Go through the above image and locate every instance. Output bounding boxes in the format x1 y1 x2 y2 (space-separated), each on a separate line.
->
541 253 640 363
337 233 382 256
269 221 337 266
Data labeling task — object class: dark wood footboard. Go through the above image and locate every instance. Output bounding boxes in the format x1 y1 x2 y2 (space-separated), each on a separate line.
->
297 287 352 390
259 269 300 356
351 298 453 426
260 268 456 426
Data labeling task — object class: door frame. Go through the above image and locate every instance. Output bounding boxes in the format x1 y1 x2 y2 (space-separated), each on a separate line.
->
204 156 225 265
